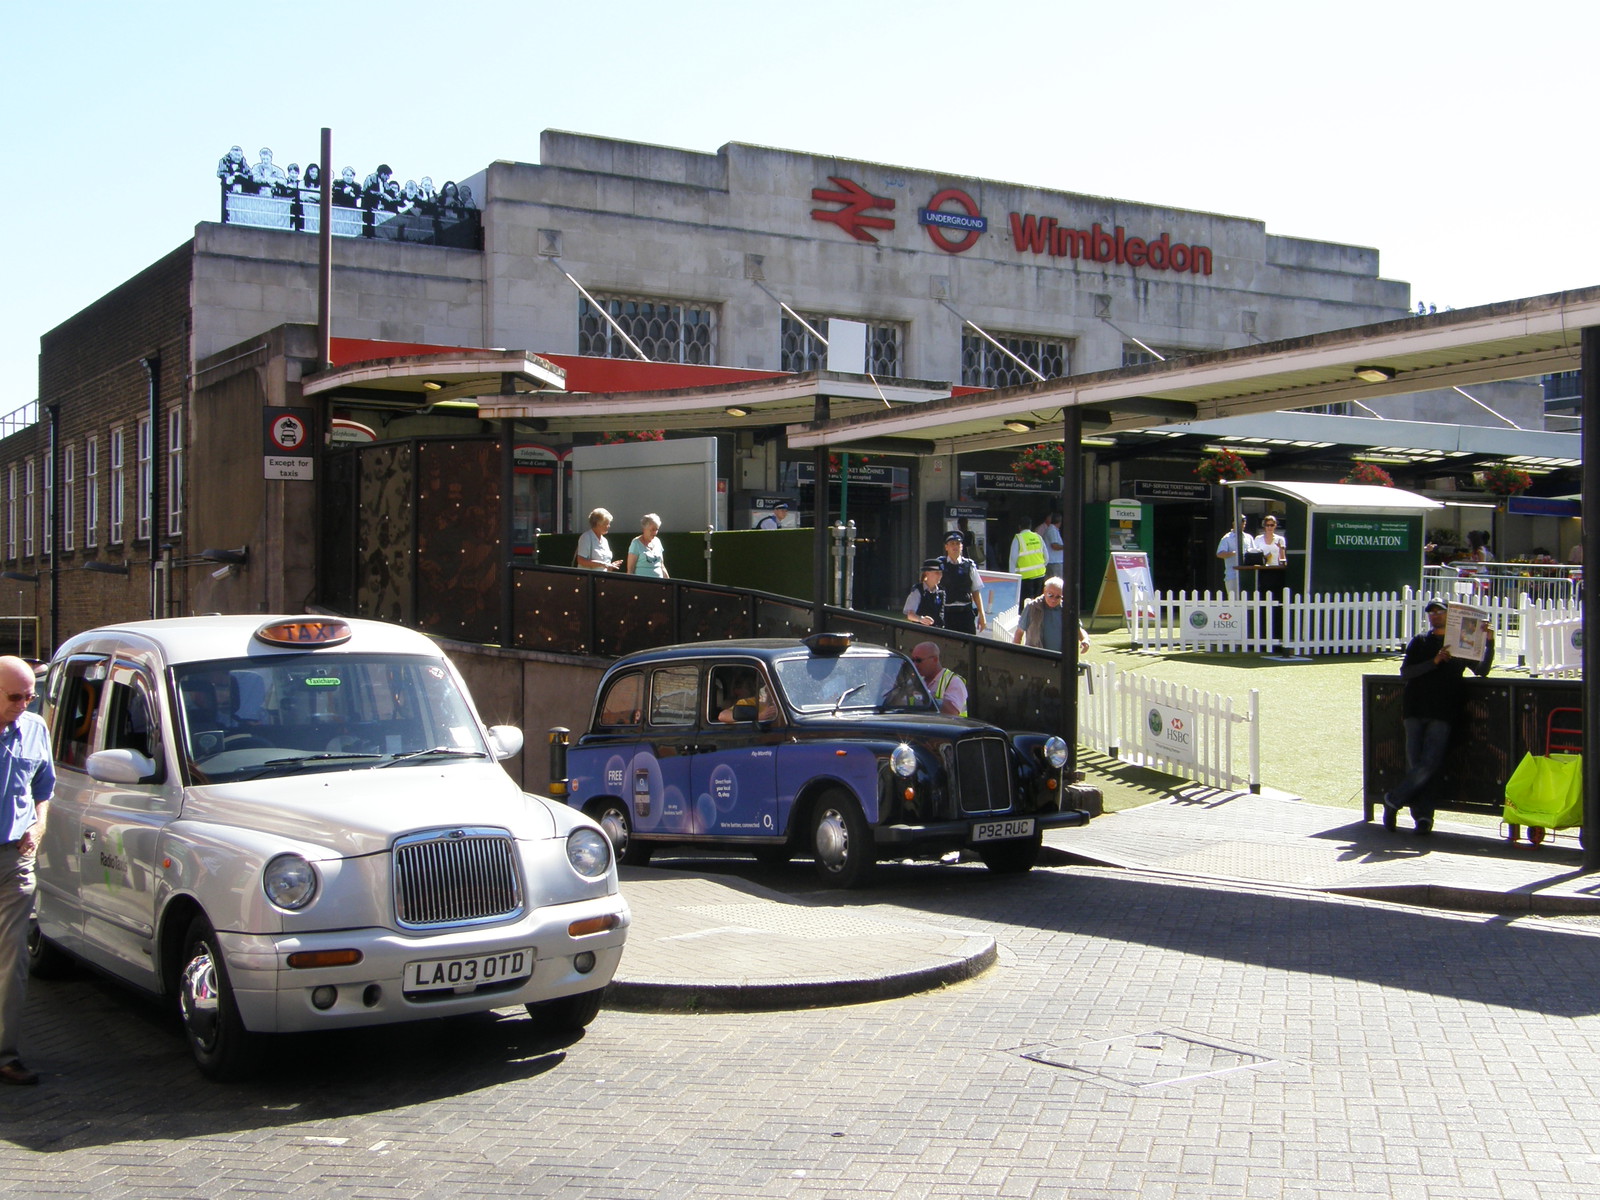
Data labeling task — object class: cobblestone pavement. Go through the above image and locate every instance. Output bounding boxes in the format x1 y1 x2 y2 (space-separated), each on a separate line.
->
6 858 1600 1199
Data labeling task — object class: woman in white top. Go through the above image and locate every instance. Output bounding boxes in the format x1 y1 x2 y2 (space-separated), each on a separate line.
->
575 508 621 571
1258 514 1288 566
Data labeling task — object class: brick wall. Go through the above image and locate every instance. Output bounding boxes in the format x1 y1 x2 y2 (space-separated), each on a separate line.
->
7 242 196 650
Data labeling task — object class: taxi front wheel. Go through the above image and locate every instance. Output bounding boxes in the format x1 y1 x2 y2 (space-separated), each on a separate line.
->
594 800 652 867
178 915 261 1081
526 987 605 1032
811 791 874 888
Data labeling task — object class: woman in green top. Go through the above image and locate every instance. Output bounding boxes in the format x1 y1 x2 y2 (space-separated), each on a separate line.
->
627 513 669 578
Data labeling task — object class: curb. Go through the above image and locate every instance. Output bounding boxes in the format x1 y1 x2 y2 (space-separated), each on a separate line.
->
606 936 998 1013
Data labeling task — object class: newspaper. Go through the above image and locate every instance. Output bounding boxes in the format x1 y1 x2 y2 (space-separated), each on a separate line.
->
1444 601 1489 663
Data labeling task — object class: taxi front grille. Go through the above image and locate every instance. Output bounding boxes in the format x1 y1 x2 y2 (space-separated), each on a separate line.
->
393 828 523 929
955 736 1013 815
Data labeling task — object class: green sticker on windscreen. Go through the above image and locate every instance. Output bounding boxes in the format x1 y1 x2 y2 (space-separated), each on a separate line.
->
305 677 342 687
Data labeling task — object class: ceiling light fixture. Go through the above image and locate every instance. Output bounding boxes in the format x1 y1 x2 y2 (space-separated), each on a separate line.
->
1353 365 1397 383
421 380 447 392
724 406 751 418
1003 419 1035 434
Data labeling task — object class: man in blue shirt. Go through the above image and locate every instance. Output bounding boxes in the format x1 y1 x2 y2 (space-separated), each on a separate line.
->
0 655 53 1085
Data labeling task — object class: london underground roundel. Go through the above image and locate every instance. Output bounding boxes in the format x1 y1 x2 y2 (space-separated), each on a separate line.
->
918 188 987 253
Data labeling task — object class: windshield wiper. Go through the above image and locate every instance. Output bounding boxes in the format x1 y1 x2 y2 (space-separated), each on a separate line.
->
228 751 385 780
378 747 489 768
831 683 866 715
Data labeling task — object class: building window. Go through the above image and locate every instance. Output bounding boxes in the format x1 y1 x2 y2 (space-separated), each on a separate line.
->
961 332 1070 389
780 315 903 376
1120 343 1193 368
109 428 124 546
62 444 75 554
5 465 15 561
22 459 34 559
136 416 152 541
42 451 51 562
166 408 183 537
85 435 99 549
578 295 716 364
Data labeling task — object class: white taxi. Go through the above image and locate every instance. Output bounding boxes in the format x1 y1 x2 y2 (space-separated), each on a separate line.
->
30 615 629 1079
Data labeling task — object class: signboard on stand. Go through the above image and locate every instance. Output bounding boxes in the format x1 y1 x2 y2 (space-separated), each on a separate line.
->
1093 551 1156 620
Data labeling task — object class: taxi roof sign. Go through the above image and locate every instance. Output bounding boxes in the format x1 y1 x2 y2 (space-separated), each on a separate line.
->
803 632 855 655
254 618 354 648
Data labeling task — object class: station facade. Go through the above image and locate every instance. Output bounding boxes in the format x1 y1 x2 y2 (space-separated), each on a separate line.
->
8 129 1537 650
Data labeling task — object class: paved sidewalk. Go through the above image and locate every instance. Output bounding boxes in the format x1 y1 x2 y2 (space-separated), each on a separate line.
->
1046 787 1600 914
609 791 1600 1013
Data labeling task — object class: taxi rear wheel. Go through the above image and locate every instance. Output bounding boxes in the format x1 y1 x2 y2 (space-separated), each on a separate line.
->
594 800 652 866
977 832 1042 875
178 915 261 1081
526 987 606 1032
810 791 874 888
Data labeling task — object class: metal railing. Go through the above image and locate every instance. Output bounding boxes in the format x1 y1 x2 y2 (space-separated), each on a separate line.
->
504 561 1074 736
1422 562 1580 608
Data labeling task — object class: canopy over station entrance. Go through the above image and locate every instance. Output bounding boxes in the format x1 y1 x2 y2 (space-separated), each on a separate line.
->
784 286 1600 870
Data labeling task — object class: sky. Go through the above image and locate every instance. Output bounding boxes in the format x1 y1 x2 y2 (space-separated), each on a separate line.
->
6 0 1599 406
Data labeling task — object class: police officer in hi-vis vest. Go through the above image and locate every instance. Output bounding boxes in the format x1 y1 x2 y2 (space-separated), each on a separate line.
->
937 531 986 636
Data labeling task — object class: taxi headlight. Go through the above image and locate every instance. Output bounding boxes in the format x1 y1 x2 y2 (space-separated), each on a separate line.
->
890 743 917 778
263 854 318 910
567 827 612 878
1043 737 1069 770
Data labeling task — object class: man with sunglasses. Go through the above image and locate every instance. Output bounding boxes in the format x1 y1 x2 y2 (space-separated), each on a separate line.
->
0 655 52 1085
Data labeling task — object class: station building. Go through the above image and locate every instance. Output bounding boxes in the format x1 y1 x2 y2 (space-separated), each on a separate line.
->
4 130 1574 653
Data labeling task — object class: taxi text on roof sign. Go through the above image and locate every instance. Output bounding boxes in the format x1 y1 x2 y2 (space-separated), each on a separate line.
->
254 618 354 647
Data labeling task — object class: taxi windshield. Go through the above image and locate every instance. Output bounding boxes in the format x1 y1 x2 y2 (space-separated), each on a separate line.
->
172 653 489 782
773 652 934 715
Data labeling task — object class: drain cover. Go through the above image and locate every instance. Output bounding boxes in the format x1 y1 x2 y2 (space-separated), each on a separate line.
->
1016 1029 1280 1092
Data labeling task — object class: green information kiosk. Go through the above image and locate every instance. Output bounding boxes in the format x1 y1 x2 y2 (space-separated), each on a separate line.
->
1225 480 1441 595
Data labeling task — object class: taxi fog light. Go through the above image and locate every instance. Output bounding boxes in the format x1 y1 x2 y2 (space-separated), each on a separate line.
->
890 743 916 778
902 786 915 801
574 951 597 974
567 828 612 878
569 913 620 937
263 854 318 910
1043 737 1069 769
311 986 338 1010
287 948 363 969
1046 778 1059 791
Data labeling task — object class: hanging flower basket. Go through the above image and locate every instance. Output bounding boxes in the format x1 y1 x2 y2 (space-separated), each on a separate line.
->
1194 449 1252 485
595 429 666 445
1011 442 1065 481
1342 461 1395 487
1476 463 1533 496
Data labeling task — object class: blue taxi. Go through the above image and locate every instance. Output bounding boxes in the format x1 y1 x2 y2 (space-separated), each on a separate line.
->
556 633 1092 887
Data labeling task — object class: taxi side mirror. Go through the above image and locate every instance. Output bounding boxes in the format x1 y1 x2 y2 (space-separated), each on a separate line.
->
487 724 524 761
731 699 761 723
86 748 158 785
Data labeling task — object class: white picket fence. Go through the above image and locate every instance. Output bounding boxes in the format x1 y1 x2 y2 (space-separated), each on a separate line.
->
1128 586 1528 657
1520 596 1583 678
1076 660 1259 791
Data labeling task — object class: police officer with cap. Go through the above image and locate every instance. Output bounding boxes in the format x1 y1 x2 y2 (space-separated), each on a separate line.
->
937 531 986 635
902 558 947 627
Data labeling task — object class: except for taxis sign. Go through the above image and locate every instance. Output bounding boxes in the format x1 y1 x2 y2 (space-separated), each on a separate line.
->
263 407 315 480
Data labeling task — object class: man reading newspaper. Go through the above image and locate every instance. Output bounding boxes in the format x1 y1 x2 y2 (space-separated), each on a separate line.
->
1383 599 1494 835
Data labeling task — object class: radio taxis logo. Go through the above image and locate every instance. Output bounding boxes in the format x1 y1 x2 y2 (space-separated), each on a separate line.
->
1147 708 1163 737
1573 629 1585 651
1188 610 1209 629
